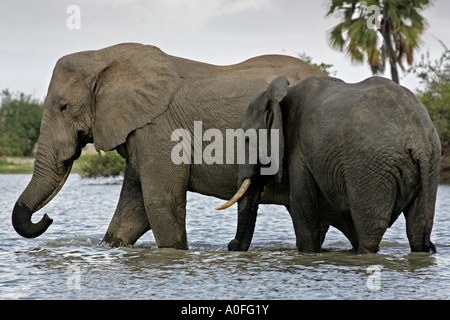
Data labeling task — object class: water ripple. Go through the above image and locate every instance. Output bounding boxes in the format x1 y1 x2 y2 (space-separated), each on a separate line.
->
0 175 449 299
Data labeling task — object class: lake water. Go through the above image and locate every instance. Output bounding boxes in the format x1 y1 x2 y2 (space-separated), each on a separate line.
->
0 174 449 300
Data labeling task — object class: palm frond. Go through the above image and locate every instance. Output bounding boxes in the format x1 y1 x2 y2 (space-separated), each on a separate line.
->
326 0 431 83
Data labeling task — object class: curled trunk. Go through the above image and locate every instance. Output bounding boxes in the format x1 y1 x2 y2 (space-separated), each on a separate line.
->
12 159 73 238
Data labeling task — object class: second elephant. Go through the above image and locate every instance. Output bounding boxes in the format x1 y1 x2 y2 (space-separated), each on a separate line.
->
220 76 441 254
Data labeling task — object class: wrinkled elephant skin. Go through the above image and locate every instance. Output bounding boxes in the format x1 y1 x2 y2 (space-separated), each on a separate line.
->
227 76 441 254
11 43 326 249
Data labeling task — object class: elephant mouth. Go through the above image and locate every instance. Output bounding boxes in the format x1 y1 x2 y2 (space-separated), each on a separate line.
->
215 178 252 210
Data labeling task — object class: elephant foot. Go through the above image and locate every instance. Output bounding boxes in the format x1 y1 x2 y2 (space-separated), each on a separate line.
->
410 240 437 253
101 232 123 247
427 241 437 253
228 239 250 251
101 232 135 248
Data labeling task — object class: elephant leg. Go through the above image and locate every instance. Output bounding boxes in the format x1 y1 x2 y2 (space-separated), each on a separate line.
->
123 123 190 250
141 174 188 249
102 164 150 247
320 201 359 252
319 224 330 247
289 164 321 253
228 177 266 251
137 148 189 249
404 190 436 253
347 178 394 254
334 213 359 252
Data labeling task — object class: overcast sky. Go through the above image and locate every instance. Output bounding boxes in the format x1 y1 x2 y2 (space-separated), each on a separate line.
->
1 0 449 100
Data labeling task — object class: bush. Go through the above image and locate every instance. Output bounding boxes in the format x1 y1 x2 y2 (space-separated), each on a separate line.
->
298 52 337 76
78 151 125 179
0 157 10 166
411 42 450 144
408 41 450 176
0 90 43 156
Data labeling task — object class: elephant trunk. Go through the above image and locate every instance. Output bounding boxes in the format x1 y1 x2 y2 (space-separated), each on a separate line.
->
12 156 73 238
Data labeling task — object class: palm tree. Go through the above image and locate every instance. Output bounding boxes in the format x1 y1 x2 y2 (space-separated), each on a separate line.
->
327 0 431 84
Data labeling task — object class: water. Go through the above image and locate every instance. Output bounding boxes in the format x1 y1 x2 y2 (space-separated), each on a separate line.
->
0 174 449 300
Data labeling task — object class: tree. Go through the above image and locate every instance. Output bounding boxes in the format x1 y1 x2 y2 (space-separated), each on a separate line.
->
0 90 43 156
408 41 450 173
298 53 337 76
327 0 431 84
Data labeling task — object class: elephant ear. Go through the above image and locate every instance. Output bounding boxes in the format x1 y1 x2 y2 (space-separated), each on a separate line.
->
260 76 289 182
93 44 182 152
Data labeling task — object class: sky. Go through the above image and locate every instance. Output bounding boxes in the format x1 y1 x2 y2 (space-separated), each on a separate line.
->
0 0 449 100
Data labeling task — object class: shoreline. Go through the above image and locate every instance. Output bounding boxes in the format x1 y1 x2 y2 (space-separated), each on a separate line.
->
0 156 84 174
2 155 450 185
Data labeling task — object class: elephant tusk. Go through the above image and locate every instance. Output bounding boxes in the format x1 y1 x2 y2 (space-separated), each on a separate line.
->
215 178 252 210
34 161 73 212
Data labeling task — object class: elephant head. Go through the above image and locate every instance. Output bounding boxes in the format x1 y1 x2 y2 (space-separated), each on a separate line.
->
216 76 289 210
12 43 181 238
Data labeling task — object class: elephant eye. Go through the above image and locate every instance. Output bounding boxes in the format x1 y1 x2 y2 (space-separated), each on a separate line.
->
60 104 68 112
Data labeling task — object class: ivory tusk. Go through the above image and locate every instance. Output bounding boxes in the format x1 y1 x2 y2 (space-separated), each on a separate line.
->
34 161 73 212
215 178 251 210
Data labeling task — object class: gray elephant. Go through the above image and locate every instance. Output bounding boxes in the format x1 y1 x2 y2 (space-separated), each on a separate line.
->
11 43 326 249
219 76 441 254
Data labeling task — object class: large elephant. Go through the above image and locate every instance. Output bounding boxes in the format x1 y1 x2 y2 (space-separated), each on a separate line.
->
219 76 441 254
11 43 326 249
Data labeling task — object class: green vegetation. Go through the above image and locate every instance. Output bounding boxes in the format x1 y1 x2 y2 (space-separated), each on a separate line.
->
298 53 337 76
0 156 34 174
0 90 43 156
327 0 431 84
0 90 126 177
408 41 450 179
77 150 126 179
0 150 126 177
